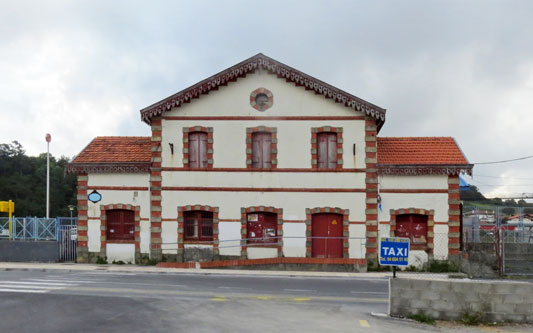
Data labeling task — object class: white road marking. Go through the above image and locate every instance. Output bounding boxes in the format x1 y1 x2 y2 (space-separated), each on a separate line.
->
283 289 316 292
0 284 63 290
28 279 97 284
0 288 47 293
0 281 75 286
350 291 387 295
217 286 252 290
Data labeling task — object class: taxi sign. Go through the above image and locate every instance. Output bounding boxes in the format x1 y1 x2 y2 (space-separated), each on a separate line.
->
379 237 410 266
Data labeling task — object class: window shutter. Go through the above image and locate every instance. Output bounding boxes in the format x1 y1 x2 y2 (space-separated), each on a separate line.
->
199 133 208 168
317 133 328 169
327 133 337 169
189 132 208 168
189 133 199 168
252 133 262 168
262 133 272 168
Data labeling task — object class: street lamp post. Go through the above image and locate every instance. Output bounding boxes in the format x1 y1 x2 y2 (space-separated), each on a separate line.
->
45 133 51 219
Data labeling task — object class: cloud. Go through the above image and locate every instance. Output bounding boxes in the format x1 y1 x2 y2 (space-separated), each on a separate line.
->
0 0 532 196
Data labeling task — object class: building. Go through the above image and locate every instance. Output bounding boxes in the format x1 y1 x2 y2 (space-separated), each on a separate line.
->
67 54 472 269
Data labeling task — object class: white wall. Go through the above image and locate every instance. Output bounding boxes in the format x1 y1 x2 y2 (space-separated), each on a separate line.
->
86 173 151 256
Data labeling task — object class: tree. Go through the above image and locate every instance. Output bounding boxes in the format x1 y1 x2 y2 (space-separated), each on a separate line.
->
501 207 516 216
460 185 486 201
0 141 77 216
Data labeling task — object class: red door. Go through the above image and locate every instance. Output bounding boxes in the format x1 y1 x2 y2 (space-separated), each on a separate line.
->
312 213 343 258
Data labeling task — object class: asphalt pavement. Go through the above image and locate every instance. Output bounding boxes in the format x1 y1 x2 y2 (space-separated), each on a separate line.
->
0 263 531 332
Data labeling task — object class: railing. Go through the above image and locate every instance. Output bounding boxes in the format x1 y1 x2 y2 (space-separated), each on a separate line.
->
0 217 78 241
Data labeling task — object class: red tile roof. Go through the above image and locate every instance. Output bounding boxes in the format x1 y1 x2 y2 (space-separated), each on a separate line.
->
377 137 469 165
72 136 151 164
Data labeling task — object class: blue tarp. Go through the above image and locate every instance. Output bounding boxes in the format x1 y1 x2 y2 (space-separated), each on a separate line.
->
460 176 470 190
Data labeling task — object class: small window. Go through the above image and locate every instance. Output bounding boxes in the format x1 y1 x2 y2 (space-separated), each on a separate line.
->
106 209 135 241
252 132 272 169
317 132 337 169
396 214 428 245
189 132 208 168
247 212 277 244
184 211 213 241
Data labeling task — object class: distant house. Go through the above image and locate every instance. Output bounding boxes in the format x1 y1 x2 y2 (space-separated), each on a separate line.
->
67 54 472 269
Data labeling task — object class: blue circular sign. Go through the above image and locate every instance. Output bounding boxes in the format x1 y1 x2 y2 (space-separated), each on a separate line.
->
88 190 102 203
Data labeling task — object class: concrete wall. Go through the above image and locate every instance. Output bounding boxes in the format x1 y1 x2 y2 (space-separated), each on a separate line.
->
390 278 533 323
0 241 58 262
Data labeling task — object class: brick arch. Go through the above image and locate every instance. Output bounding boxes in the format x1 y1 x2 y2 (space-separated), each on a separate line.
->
240 206 283 258
182 126 214 169
305 207 349 258
311 126 344 169
389 208 435 254
245 126 278 169
99 204 141 262
177 205 220 260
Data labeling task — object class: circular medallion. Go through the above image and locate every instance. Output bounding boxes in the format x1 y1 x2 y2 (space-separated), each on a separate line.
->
250 88 273 111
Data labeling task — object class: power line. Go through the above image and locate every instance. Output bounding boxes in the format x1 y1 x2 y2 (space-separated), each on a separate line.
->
472 155 533 165
471 174 533 181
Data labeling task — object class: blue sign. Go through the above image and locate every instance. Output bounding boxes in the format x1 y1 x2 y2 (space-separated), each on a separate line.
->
379 237 410 266
88 190 102 203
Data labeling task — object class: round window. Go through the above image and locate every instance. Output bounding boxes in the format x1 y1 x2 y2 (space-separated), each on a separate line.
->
250 88 273 111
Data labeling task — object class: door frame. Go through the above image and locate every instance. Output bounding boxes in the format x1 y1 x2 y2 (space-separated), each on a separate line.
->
305 207 349 258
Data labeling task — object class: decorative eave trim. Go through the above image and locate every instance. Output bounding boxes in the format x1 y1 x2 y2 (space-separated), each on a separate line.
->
65 162 151 174
377 164 473 176
139 53 386 126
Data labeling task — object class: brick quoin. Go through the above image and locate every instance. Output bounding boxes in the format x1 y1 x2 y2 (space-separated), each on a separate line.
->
448 175 461 256
150 117 163 261
76 174 89 263
364 116 378 265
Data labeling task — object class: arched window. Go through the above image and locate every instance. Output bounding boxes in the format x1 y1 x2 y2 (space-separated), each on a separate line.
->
252 132 272 169
184 210 213 241
396 214 428 245
106 209 135 241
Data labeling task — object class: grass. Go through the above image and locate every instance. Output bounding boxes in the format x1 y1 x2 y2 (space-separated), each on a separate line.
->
427 260 459 273
460 310 485 326
408 313 435 325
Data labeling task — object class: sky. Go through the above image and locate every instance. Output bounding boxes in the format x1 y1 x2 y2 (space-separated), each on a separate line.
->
1 0 533 199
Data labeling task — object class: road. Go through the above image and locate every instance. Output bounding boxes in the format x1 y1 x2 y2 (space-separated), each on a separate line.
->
0 269 527 332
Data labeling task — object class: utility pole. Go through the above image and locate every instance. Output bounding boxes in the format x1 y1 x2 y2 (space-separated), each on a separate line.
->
45 133 51 219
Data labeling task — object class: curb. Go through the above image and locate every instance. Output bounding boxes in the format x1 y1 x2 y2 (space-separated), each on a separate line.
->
0 264 392 279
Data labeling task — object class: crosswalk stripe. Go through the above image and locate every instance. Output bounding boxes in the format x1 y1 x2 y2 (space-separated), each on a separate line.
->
0 281 75 286
28 279 96 283
0 288 47 293
0 284 63 290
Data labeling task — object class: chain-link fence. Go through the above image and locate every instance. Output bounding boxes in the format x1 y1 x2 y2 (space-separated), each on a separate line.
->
463 205 533 276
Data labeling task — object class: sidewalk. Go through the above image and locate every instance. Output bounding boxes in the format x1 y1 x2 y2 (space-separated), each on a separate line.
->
0 261 394 278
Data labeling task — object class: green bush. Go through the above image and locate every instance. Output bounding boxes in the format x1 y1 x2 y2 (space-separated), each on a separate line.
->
408 313 435 325
112 260 125 265
96 256 108 265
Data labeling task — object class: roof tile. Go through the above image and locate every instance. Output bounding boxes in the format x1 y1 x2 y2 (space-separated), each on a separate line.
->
72 137 151 164
377 137 468 165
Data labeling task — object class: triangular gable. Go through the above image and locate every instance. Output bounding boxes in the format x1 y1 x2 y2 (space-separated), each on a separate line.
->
140 53 386 126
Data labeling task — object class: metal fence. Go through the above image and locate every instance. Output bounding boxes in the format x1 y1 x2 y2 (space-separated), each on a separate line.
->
463 205 533 276
0 217 78 241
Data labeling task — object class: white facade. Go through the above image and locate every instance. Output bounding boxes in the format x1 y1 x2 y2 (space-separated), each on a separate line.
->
71 54 470 268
